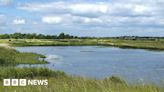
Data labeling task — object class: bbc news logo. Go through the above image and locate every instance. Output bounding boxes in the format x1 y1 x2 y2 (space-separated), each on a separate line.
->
3 79 48 86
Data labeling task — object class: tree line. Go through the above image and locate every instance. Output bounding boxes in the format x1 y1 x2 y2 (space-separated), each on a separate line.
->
0 32 164 40
0 33 78 39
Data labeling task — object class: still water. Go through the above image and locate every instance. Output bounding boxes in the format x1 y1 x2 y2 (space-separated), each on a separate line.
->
15 46 164 84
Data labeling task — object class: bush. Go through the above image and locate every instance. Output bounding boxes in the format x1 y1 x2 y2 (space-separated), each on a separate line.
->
103 76 126 85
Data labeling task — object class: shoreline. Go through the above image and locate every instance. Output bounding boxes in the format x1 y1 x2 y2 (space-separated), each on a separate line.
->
1 38 164 51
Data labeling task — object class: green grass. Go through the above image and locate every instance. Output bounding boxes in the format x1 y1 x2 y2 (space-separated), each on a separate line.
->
98 39 164 50
0 76 163 92
0 67 65 79
0 46 47 65
1 38 164 50
14 52 46 64
7 39 99 46
0 64 161 92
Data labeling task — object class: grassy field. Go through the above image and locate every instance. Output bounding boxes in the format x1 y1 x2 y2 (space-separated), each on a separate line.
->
0 76 163 92
0 40 164 92
1 38 164 50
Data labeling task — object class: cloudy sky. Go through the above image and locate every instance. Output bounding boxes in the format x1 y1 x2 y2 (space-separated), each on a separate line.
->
0 0 164 37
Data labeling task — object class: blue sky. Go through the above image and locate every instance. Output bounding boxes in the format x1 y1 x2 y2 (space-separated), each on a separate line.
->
0 0 164 37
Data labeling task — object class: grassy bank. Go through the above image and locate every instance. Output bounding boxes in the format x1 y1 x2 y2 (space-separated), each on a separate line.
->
0 67 65 79
0 66 162 92
1 38 164 50
0 46 47 65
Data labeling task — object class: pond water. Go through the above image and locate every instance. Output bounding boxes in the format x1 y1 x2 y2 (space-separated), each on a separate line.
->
15 46 164 84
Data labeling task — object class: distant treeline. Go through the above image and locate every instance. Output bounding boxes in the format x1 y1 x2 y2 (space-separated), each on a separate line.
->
0 33 78 39
0 33 164 40
108 36 164 41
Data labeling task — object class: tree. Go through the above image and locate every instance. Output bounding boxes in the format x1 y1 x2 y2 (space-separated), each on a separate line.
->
0 32 77 39
58 33 65 39
0 34 10 39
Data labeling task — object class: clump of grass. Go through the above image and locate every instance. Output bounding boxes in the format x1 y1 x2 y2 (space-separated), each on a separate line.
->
0 47 17 65
0 67 65 79
103 76 127 85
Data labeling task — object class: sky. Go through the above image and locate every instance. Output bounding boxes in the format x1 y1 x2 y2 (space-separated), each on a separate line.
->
0 0 164 37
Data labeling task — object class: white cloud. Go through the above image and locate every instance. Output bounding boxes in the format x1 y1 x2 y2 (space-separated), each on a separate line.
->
134 5 149 13
83 18 103 23
18 2 68 13
13 19 26 25
42 16 62 24
69 3 108 17
3 0 164 36
17 1 155 17
16 1 164 26
18 2 109 17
